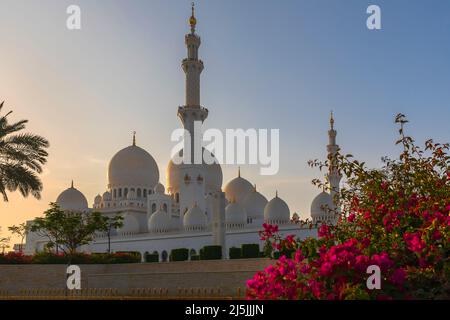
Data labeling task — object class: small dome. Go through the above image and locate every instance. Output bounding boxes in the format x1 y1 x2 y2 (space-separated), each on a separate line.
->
148 208 171 233
264 193 290 224
243 187 268 219
224 170 253 203
311 192 334 218
94 194 102 204
167 148 223 194
108 144 159 189
102 191 111 201
117 213 140 233
183 203 207 231
56 184 88 211
225 202 247 226
154 182 165 195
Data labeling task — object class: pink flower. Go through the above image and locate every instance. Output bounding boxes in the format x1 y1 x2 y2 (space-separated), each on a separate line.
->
319 262 333 276
403 232 426 253
348 213 356 223
390 268 406 287
355 255 370 272
318 224 331 238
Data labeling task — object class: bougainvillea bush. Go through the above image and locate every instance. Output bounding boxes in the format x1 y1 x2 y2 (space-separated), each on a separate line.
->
247 115 449 300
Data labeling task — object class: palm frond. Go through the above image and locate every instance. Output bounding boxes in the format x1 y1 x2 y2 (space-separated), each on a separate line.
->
0 102 49 202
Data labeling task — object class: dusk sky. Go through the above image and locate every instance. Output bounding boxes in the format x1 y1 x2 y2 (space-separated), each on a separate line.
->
1 0 449 243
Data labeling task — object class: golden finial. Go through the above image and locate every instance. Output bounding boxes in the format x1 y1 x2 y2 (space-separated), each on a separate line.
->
71 180 74 188
330 111 335 130
189 2 197 33
238 166 241 178
132 131 136 146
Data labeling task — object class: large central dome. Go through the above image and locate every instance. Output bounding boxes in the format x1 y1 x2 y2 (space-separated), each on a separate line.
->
108 144 159 188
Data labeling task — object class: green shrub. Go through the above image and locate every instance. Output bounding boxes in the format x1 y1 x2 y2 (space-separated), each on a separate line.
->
69 253 97 264
241 244 260 258
110 252 141 263
229 247 242 259
31 252 67 264
145 252 159 263
190 254 200 261
170 248 189 262
0 252 32 264
200 245 222 260
26 251 141 264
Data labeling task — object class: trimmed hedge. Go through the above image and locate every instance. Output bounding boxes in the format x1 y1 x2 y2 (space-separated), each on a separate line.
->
145 252 159 263
200 245 222 260
229 247 242 259
0 252 141 264
241 244 260 258
170 248 189 262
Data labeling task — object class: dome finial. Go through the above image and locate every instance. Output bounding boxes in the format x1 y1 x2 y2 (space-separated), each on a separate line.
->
132 131 136 146
71 180 74 188
254 184 257 191
275 190 278 198
238 166 241 177
189 2 197 33
330 110 334 130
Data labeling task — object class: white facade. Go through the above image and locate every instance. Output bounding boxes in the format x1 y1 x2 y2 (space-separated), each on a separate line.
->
23 7 340 260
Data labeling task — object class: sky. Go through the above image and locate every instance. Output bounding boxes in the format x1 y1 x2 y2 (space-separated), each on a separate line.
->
0 0 449 244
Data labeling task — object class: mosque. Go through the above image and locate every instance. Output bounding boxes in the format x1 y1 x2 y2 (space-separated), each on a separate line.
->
23 6 341 259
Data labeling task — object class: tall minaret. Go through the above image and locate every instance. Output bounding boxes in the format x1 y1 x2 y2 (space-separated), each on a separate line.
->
327 111 341 204
178 3 208 217
177 3 208 164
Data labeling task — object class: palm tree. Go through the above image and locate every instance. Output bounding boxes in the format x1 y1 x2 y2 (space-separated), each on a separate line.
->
0 101 49 201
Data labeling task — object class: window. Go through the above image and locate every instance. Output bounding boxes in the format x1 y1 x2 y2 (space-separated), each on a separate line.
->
113 189 117 198
137 188 142 198
143 189 147 198
124 188 128 197
163 203 168 212
152 203 156 213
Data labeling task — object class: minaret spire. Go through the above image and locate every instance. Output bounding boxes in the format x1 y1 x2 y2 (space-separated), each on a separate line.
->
330 110 334 130
190 2 196 34
178 3 208 163
326 112 341 211
176 5 209 217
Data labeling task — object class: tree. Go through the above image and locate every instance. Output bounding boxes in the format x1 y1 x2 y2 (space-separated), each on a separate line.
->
100 215 124 253
0 227 10 254
30 203 107 259
0 101 49 201
8 223 30 253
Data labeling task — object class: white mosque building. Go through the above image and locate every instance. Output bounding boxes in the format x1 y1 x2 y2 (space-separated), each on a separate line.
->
23 6 341 259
